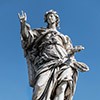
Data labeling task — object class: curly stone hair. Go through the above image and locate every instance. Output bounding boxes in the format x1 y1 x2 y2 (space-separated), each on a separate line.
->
44 10 60 28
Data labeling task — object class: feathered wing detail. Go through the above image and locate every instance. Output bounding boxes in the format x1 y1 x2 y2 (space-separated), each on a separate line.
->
22 28 51 87
26 57 36 87
21 25 39 87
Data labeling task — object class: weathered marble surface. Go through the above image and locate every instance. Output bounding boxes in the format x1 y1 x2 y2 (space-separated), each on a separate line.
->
18 10 89 100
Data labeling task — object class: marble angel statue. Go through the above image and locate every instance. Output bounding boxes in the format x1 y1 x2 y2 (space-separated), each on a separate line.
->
18 10 89 100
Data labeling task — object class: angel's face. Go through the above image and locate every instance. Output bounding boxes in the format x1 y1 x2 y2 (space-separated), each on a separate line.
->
47 13 57 25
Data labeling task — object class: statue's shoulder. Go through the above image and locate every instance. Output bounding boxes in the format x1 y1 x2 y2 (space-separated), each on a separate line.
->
65 35 70 40
32 27 47 33
58 32 71 44
31 27 48 36
64 35 72 44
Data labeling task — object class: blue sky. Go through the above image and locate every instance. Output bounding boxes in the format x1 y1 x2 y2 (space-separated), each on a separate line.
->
0 0 100 100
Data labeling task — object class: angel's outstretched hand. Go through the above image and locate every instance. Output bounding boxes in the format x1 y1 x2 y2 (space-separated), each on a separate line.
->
18 11 27 22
